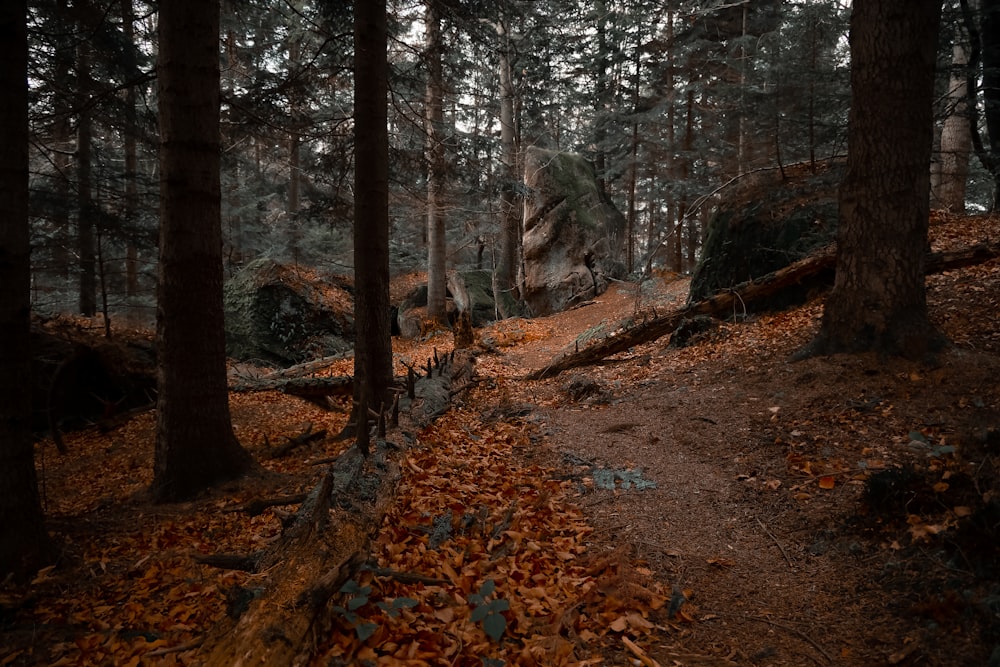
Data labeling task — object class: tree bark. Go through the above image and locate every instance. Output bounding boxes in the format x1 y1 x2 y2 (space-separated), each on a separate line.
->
353 0 394 425
0 0 54 579
935 42 972 212
76 27 96 316
152 0 255 502
494 18 520 314
983 0 1000 207
425 0 447 323
807 0 944 360
121 0 140 299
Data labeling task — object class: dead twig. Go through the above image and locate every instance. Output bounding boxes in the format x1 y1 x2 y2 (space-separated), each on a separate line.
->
739 613 832 663
756 518 794 568
366 566 450 586
622 636 662 667
145 639 203 657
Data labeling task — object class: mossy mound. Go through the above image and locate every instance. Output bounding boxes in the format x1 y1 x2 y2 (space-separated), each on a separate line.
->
688 160 843 309
224 259 354 366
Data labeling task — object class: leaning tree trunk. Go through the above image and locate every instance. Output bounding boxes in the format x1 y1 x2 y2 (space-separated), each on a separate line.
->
808 0 944 359
0 0 54 579
152 0 255 502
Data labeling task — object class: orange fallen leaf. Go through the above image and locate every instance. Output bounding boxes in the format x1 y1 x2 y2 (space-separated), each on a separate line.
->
818 476 835 489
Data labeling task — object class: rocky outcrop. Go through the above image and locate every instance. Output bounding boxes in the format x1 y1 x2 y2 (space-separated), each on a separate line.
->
224 259 354 366
521 147 626 316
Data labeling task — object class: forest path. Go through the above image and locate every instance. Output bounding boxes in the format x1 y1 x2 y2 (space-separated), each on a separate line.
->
467 227 1000 666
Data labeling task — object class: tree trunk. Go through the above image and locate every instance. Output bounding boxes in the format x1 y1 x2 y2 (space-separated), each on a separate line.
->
807 0 944 359
353 0 394 431
425 0 447 323
121 0 140 299
153 0 255 502
52 0 72 281
935 42 972 211
76 33 96 316
495 18 520 313
0 0 54 579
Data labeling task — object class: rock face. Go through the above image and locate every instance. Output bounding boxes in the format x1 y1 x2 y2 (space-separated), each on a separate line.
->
688 160 843 309
224 259 354 365
521 147 626 316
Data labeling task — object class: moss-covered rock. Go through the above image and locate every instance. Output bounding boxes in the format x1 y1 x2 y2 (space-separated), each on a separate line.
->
522 147 626 316
224 259 354 366
688 160 843 309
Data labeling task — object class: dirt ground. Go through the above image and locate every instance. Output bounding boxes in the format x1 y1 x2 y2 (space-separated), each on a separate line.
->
2 213 999 666
493 280 1000 666
481 215 1000 666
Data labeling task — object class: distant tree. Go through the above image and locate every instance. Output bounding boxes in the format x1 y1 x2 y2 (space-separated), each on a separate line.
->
0 0 54 578
493 15 520 314
806 0 944 358
353 0 394 446
961 0 1000 208
935 39 972 212
152 0 255 502
75 1 97 316
425 0 447 323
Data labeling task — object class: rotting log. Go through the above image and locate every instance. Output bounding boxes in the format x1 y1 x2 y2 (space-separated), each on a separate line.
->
195 348 477 665
229 374 354 403
527 241 1000 380
196 444 394 666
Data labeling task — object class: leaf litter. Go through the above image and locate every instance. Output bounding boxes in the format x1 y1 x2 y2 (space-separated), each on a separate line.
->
2 212 1000 666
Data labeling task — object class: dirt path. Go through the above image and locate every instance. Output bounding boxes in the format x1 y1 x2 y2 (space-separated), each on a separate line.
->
475 271 1000 666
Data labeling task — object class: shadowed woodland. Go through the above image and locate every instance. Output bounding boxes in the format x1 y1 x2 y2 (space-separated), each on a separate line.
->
3 1 1000 666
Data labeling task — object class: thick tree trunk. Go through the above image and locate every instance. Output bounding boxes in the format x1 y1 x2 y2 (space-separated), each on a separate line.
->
425 0 447 323
808 0 944 359
153 0 255 502
353 1 394 427
0 0 54 579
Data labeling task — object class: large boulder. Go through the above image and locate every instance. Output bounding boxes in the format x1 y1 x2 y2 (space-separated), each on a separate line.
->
521 147 626 316
688 160 843 309
224 258 354 365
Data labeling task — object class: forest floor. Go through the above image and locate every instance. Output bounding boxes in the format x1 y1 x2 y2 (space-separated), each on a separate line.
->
3 212 1000 666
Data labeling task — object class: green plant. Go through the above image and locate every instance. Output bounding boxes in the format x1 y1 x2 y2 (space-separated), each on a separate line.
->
332 579 378 641
376 596 419 618
332 580 419 642
468 579 509 643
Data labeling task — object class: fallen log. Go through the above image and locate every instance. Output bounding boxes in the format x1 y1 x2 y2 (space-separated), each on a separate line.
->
196 444 393 666
527 240 1000 380
230 374 353 403
196 347 477 665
